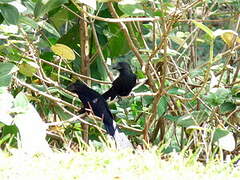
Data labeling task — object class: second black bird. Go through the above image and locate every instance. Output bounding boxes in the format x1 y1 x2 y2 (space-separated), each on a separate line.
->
102 62 137 101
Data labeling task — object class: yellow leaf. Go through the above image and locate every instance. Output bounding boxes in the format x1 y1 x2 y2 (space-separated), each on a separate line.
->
221 31 238 47
51 43 75 60
214 29 239 47
237 37 240 44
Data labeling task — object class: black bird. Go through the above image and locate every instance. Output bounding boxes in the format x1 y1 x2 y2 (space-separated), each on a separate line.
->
102 62 137 101
67 81 133 149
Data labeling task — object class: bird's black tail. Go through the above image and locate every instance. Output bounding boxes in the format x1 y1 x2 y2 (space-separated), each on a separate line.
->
102 87 117 101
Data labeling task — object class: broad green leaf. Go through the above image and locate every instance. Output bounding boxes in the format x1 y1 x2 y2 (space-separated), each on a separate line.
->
0 62 18 87
220 102 236 113
19 16 38 29
157 95 168 117
34 0 68 18
57 24 80 50
0 4 19 25
213 128 229 142
118 0 145 16
108 24 130 57
165 114 179 123
51 43 75 60
19 61 39 77
176 114 196 128
192 20 214 39
213 128 235 151
205 88 230 106
38 20 60 37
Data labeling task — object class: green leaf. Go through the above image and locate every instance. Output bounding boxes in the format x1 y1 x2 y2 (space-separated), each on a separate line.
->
34 0 68 18
1 125 18 146
192 20 214 39
213 128 229 142
0 4 19 25
176 114 196 128
213 128 235 151
165 114 179 123
157 96 168 117
0 62 18 87
107 24 130 57
220 102 236 113
205 88 230 106
19 16 38 29
38 20 60 37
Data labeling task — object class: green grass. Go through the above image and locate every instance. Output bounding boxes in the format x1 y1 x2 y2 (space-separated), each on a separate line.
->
0 148 239 180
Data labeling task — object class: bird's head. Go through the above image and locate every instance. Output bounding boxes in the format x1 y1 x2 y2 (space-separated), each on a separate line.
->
67 81 87 93
112 62 132 72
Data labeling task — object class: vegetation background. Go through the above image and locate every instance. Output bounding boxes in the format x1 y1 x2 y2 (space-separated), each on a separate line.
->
0 0 240 165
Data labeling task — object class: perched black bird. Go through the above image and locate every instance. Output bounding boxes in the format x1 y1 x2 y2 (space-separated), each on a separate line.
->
67 81 132 149
102 62 137 101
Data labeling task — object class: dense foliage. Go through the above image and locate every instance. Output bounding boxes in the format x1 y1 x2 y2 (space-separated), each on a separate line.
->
0 0 240 160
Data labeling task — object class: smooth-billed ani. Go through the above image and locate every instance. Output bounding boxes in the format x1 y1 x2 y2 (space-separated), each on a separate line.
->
102 62 137 101
67 81 132 149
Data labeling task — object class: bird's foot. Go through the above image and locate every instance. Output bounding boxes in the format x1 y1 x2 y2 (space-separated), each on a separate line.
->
130 92 135 98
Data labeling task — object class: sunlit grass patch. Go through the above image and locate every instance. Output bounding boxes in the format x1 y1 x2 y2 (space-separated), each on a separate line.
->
0 148 239 180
